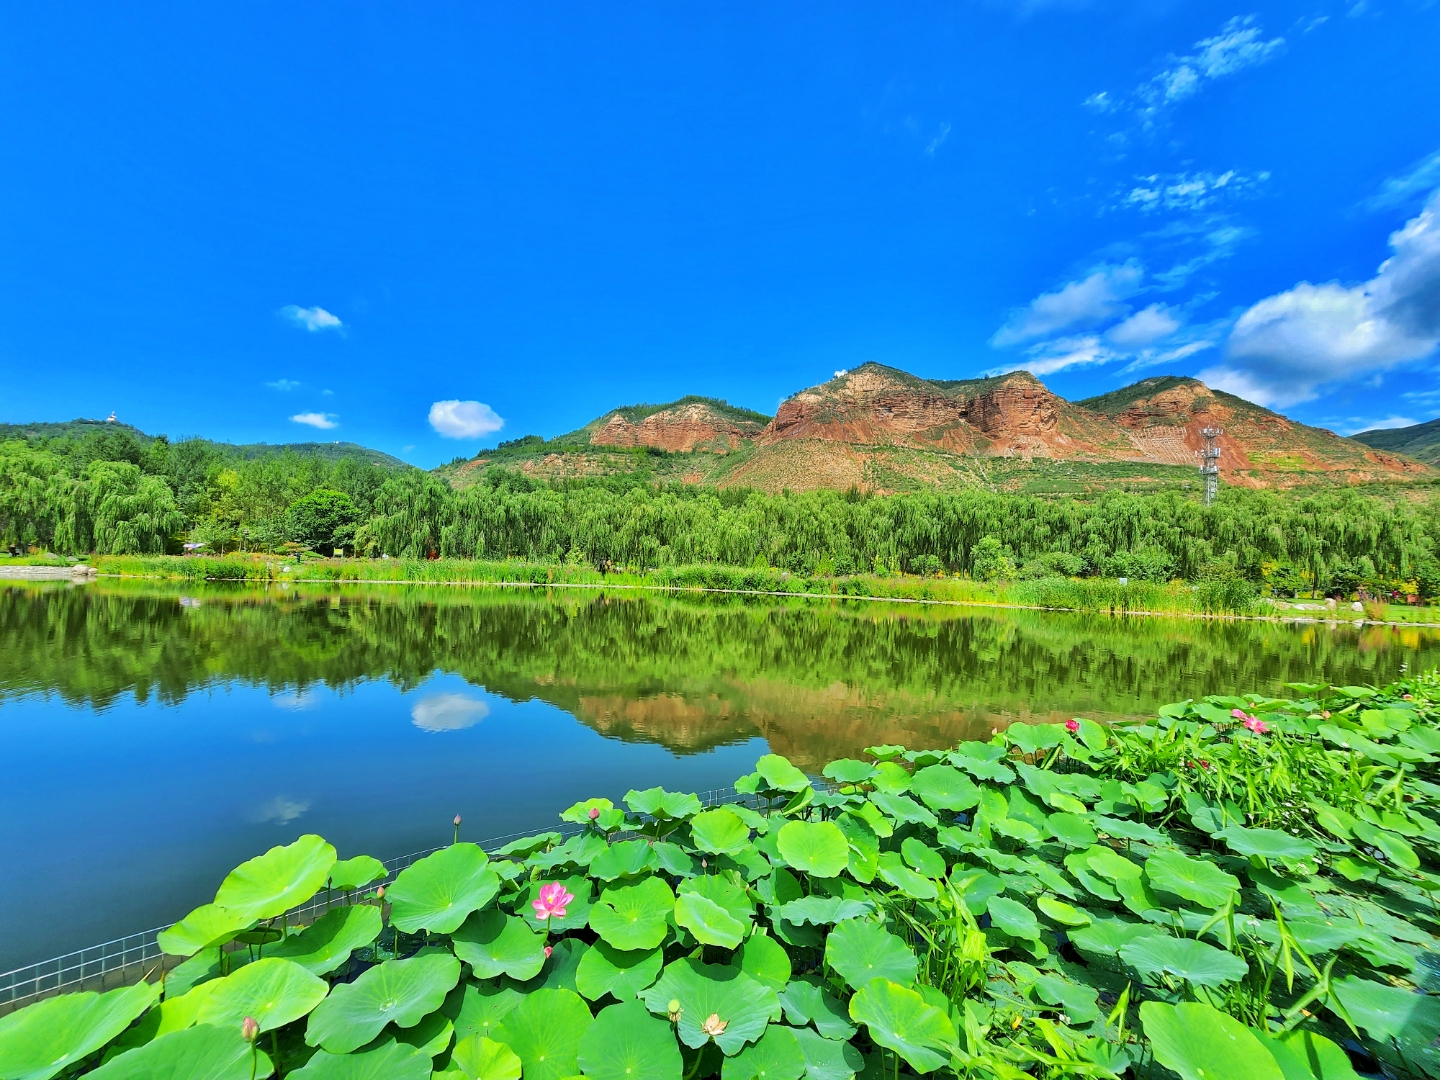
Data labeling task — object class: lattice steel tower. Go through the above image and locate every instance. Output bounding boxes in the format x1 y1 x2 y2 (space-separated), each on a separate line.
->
1198 427 1223 505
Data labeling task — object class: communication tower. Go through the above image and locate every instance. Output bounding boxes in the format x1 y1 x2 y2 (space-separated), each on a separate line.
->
1198 427 1223 506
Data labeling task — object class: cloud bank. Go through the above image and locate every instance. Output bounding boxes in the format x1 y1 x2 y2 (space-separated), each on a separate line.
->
429 400 505 439
280 305 343 332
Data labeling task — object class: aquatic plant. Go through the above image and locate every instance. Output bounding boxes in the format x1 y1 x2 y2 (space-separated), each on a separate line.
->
2 676 1439 1078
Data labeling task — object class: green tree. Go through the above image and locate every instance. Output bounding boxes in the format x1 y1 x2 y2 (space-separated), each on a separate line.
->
287 489 360 552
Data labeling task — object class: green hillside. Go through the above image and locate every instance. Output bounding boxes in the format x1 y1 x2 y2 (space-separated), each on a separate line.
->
1353 417 1440 465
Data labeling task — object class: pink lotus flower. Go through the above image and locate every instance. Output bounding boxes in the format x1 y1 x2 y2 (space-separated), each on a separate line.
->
1244 715 1269 735
544 945 553 958
532 882 575 921
588 807 600 821
1065 719 1080 734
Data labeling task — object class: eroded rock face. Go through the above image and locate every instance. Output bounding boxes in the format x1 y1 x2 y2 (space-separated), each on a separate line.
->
590 401 764 453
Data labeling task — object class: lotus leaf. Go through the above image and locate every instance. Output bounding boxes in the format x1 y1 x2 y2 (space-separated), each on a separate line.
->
624 786 703 821
675 875 753 948
85 1023 274 1080
1027 971 1100 1024
157 904 256 957
291 1042 431 1080
492 988 593 1080
1352 820 1420 869
575 941 664 1001
494 832 560 858
947 753 1015 784
775 820 849 878
306 952 461 1053
107 980 222 1056
777 896 875 926
530 831 607 872
1333 975 1440 1055
1214 826 1316 861
868 792 938 828
449 980 524 1041
387 844 499 934
755 754 811 792
848 978 957 1074
852 800 894 839
1005 723 1066 755
1036 896 1091 927
989 816 1042 843
268 905 382 975
825 918 918 990
643 959 780 1054
589 875 675 950
590 839 661 881
214 834 336 921
871 761 912 794
1046 813 1097 848
734 935 792 991
560 797 615 823
449 1034 522 1080
834 813 879 884
0 982 159 1080
452 908 548 981
1069 918 1163 957
908 765 980 811
823 759 878 785
1094 815 1167 846
950 868 1004 913
577 999 683 1080
777 979 856 1041
987 896 1041 942
514 875 593 933
1121 935 1249 987
1144 850 1240 908
792 1028 865 1080
389 1007 454 1057
690 808 753 856
1274 1029 1363 1080
328 855 386 891
1139 1001 1283 1080
719 1024 806 1080
900 838 946 879
877 853 938 900
194 957 327 1032
653 841 702 878
515 936 588 994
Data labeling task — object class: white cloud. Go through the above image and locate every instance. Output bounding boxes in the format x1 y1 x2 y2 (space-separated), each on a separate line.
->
1106 304 1181 347
429 400 505 439
291 412 339 430
1083 91 1115 113
1345 415 1418 434
266 378 300 391
280 305 343 332
1365 150 1440 212
990 262 1143 346
834 369 848 378
1212 190 1440 406
1121 170 1269 214
1119 338 1217 374
411 693 490 733
925 122 952 156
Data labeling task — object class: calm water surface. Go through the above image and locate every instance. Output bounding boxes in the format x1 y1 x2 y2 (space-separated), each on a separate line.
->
3 579 1438 970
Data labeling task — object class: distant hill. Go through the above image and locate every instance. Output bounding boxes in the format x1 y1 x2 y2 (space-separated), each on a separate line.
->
1352 417 1440 465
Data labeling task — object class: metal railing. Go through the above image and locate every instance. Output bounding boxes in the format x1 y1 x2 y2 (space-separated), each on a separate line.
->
0 784 763 1014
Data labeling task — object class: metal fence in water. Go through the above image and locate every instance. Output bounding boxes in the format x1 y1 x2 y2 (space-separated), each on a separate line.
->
0 784 763 1014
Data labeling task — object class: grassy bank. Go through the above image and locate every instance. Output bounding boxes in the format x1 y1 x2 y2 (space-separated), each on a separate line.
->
90 554 1267 616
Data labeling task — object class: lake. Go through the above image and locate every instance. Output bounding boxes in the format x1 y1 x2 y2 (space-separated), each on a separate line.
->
3 578 1438 972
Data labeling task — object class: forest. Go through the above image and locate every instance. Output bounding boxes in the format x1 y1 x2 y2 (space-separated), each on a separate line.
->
3 425 1440 596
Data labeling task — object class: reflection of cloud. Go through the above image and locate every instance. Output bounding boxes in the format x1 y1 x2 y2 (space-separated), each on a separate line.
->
252 796 310 824
411 693 490 733
272 690 318 711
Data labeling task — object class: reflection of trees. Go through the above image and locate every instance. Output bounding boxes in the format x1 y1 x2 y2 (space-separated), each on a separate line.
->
2 582 1435 767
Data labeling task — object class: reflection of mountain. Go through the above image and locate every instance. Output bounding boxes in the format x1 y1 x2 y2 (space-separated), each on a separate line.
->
2 581 1436 768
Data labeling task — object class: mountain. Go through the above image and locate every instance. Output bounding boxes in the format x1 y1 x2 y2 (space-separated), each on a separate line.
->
1351 417 1440 465
568 396 770 453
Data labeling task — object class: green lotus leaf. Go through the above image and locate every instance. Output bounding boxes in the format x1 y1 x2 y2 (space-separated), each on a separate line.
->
214 834 337 921
642 959 780 1055
989 815 1043 844
1121 935 1249 987
449 1034 522 1080
0 982 159 1080
777 896 875 926
675 875 753 948
868 792 938 828
825 918 918 991
387 844 500 935
719 1024 806 1080
755 754 811 792
876 853 938 900
987 896 1041 942
515 936 589 995
946 748 1016 784
1139 1001 1283 1080
513 875 593 934
792 1028 865 1080
306 952 461 1054
577 999 683 1080
865 744 906 761
387 1006 454 1057
1027 971 1100 1025
494 832 561 858
560 797 615 824
1005 723 1066 756
268 905 383 975
848 977 957 1074
1333 974 1440 1052
777 979 856 1041
1274 1029 1363 1080
290 1042 431 1080
775 820 849 878
589 839 660 881
157 904 256 957
900 838 946 879
328 855 387 891
870 761 912 794
689 808 753 856
1036 896 1091 927
492 988 593 1080
624 787 703 821
909 766 980 812
85 1023 274 1080
530 832 608 872
733 935 792 992
823 759 878 785
194 957 328 1032
452 908 548 981
1079 845 1142 882
652 841 702 878
950 868 1004 913
106 979 223 1057
1144 850 1240 908
1046 813 1097 848
1094 815 1167 846
575 941 665 1001
1214 826 1316 861
589 875 676 951
1352 821 1420 870
834 813 879 884
449 980 524 1042
1069 917 1163 958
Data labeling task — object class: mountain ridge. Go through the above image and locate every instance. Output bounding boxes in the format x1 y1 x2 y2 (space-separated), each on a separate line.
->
1352 417 1440 465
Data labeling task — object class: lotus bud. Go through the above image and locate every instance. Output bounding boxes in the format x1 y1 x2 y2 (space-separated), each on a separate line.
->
1065 719 1079 734
668 999 682 1022
454 815 462 825
701 1013 728 1037
701 859 707 869
376 885 386 900
241 1016 260 1042
589 807 600 820
544 945 553 958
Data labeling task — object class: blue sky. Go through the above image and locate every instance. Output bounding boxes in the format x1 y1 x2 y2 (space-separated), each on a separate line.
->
2 2 1438 467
